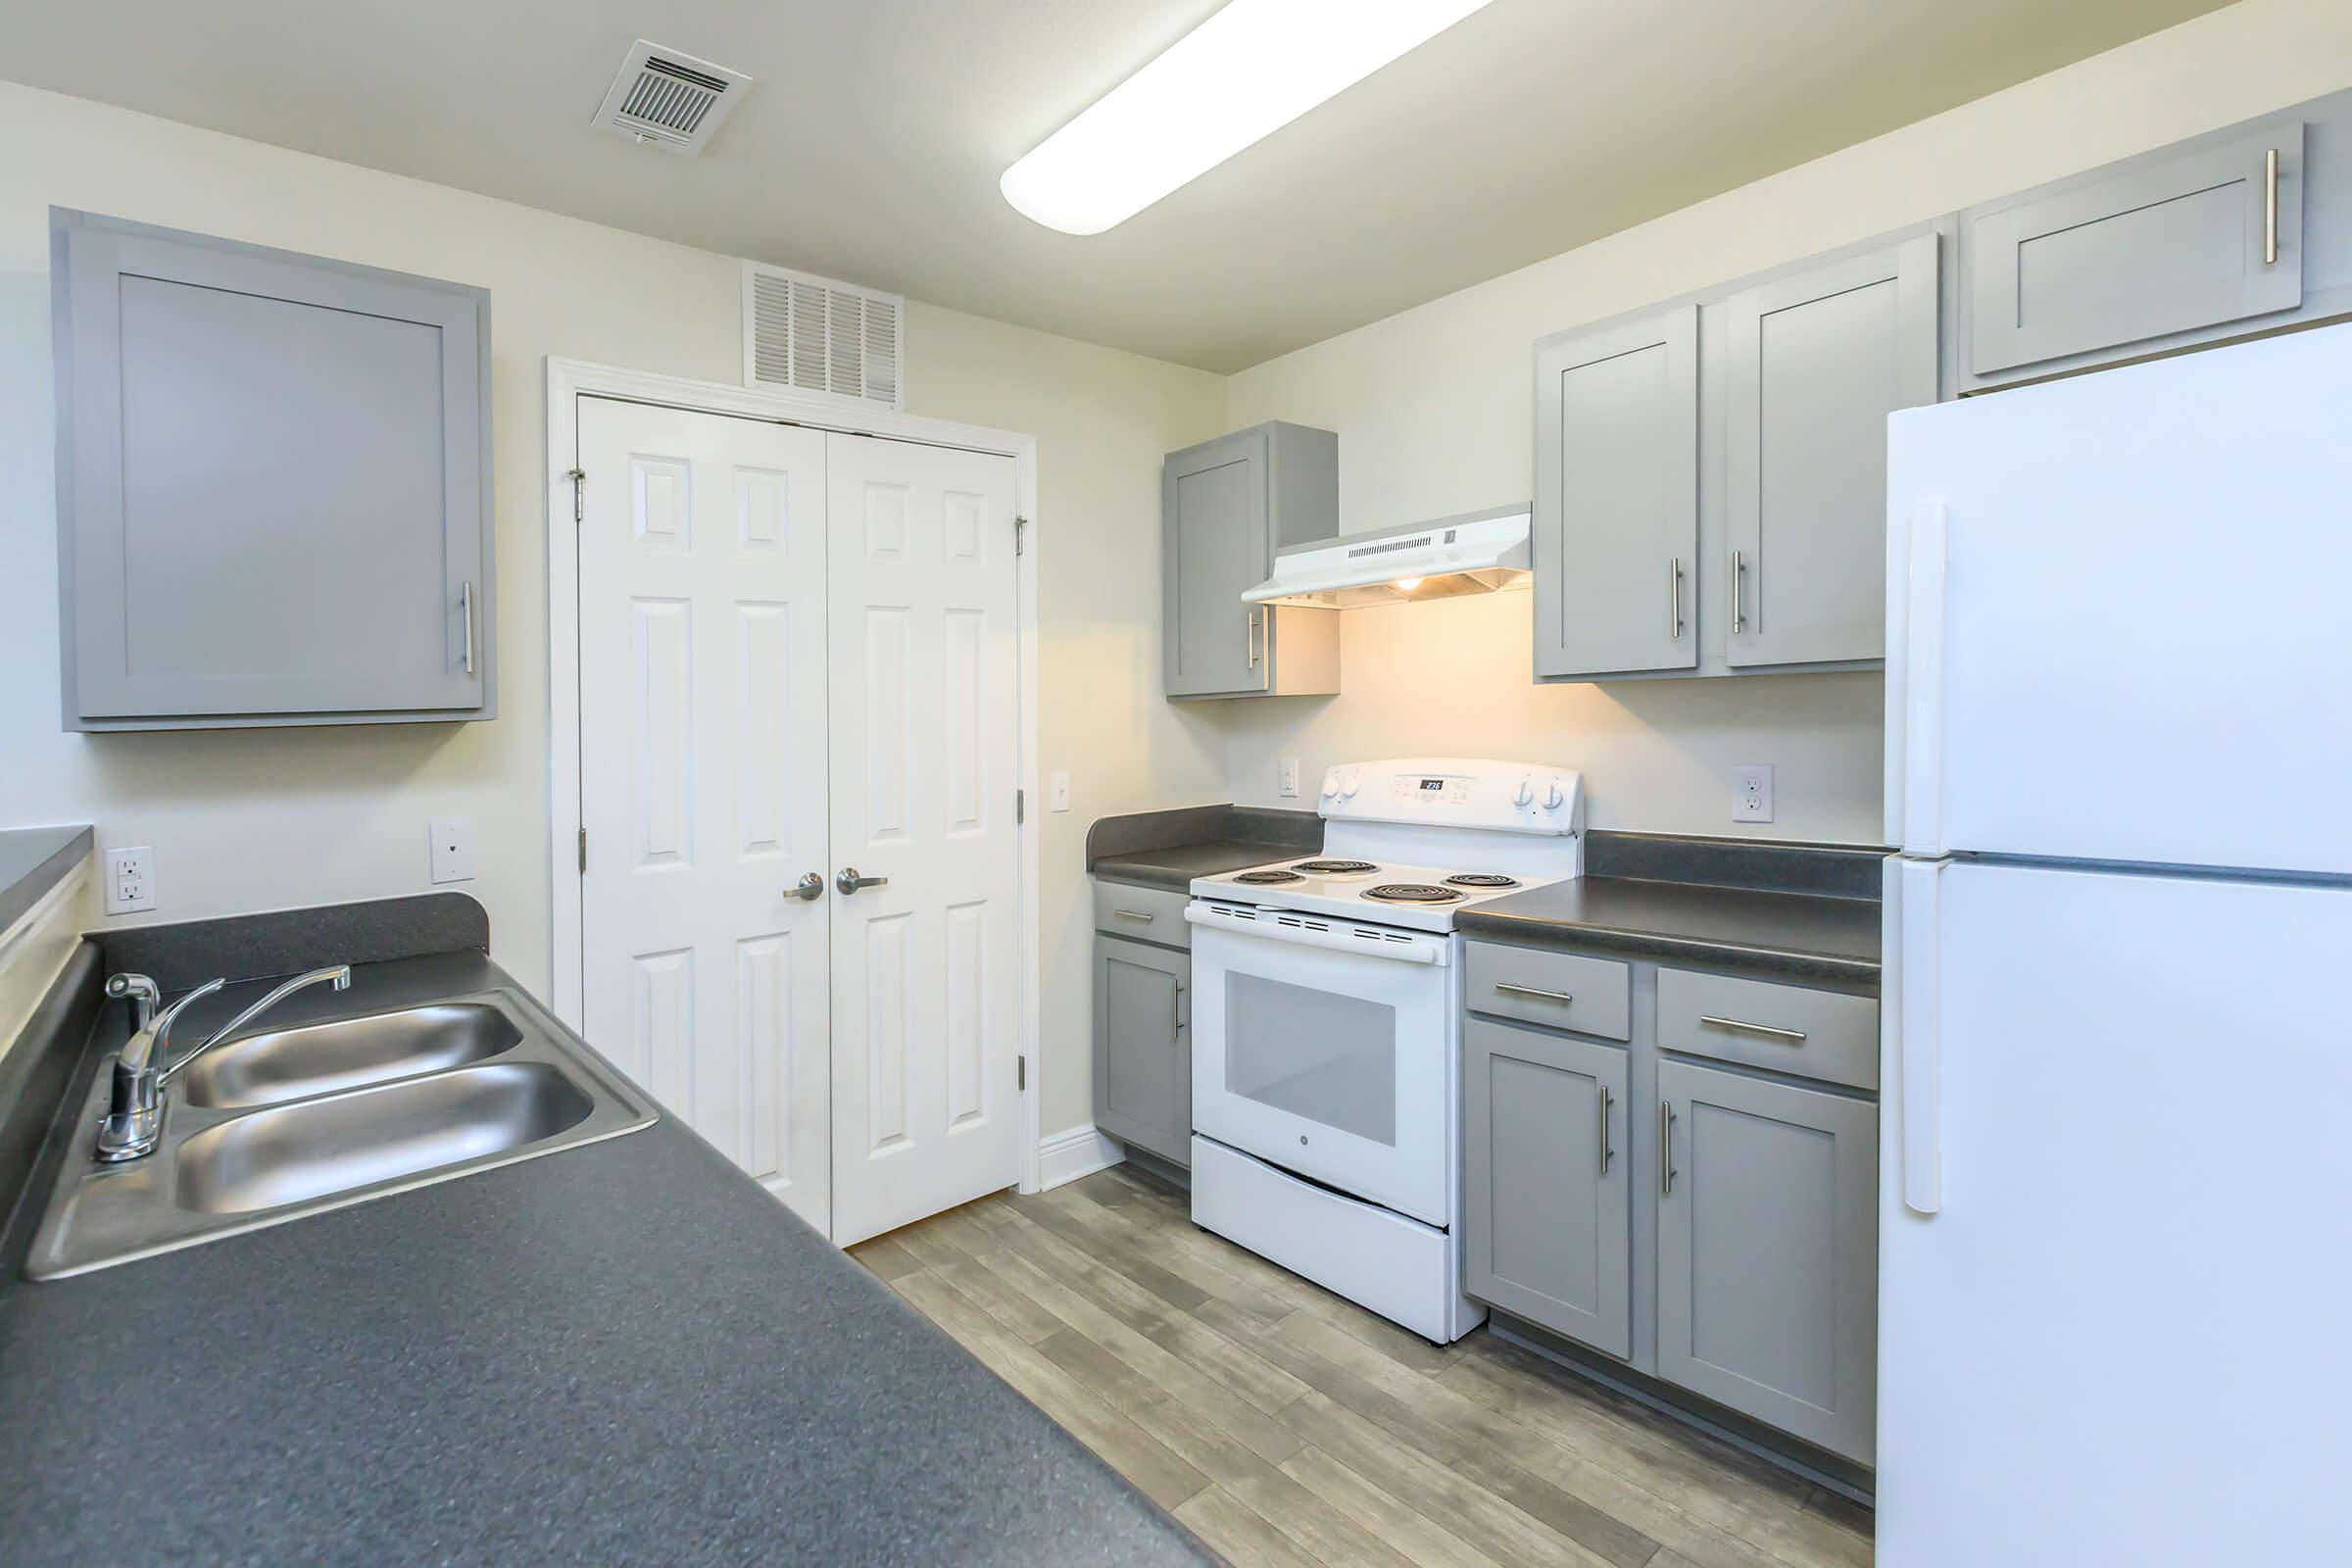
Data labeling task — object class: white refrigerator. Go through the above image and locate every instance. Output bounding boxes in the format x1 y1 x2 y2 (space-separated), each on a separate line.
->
1880 321 2352 1564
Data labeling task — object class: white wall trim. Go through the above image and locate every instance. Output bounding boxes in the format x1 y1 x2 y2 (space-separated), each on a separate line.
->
544 357 1046 1197
1037 1123 1127 1192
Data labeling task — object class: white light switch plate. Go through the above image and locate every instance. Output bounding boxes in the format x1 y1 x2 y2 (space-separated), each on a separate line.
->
429 817 475 883
1278 759 1300 799
1733 764 1775 823
1049 771 1071 812
104 846 156 915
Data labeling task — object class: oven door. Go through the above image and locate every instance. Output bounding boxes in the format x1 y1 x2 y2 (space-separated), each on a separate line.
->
1186 903 1454 1227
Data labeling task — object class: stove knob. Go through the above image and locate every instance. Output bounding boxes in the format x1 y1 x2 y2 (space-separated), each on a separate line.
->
1340 771 1360 800
1513 778 1535 808
1544 780 1566 810
1320 770 1340 799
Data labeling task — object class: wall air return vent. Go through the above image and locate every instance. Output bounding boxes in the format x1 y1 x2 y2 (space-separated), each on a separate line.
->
592 40 750 155
742 262 905 411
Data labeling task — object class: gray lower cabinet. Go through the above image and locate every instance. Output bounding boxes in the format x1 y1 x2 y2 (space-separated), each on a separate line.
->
1655 1057 1878 1464
1163 421 1340 700
1463 1018 1631 1357
1724 235 1938 668
1093 934 1191 1167
51 208 494 729
1532 305 1699 679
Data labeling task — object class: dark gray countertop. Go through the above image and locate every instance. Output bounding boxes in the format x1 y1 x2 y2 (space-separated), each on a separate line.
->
0 826 90 935
1093 839 1300 890
1087 805 1321 891
1456 876 1882 987
0 953 1208 1567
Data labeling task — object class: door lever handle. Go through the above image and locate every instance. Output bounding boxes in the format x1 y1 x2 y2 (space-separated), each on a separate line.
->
836 867 889 896
791 872 825 902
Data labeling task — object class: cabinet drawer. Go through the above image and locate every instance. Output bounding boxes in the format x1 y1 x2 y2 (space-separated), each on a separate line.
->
1093 881 1192 948
1465 944 1631 1040
1657 968 1878 1091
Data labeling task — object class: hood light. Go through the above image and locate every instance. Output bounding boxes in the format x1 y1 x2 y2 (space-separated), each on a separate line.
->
1393 578 1424 593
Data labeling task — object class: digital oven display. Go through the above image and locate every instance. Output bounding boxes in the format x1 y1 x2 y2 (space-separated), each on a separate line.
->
1419 778 1445 791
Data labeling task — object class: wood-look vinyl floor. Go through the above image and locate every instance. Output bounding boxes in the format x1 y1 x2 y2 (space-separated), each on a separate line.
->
851 1164 1873 1568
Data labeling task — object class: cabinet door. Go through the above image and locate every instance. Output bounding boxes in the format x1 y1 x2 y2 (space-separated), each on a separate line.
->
1463 1019 1631 1357
1093 936 1191 1167
1725 235 1937 667
1966 121 2303 379
54 210 490 726
1656 1059 1877 1461
1163 428 1270 697
1534 305 1698 678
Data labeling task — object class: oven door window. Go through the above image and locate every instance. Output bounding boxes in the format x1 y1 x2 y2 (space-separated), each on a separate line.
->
1223 973 1396 1146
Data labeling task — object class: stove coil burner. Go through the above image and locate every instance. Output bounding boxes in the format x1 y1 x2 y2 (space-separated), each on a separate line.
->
1363 883 1464 905
1232 869 1305 885
1443 873 1520 889
1294 858 1379 875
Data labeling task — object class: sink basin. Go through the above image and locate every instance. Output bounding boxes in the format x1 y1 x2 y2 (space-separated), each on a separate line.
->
175 1063 593 1214
177 1003 521 1108
24 986 656 1280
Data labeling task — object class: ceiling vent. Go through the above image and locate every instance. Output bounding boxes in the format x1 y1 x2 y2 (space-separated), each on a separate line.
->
742 262 905 411
592 40 750 155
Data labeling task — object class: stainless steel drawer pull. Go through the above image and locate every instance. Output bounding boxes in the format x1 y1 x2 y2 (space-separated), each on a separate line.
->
1494 982 1573 1004
1113 908 1155 923
2265 147 2280 266
1699 1013 1808 1045
1660 1103 1675 1196
1597 1086 1614 1177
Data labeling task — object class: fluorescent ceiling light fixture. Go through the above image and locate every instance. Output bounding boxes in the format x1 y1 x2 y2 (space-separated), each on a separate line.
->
1001 0 1497 235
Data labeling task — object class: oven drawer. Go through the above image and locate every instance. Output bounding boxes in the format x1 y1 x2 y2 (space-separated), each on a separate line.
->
1093 880 1192 949
1656 967 1878 1091
1464 943 1631 1040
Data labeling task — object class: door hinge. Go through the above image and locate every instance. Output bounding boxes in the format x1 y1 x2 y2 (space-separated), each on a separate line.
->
1014 515 1027 556
1016 789 1025 824
1017 1054 1026 1091
567 467 585 524
577 827 588 873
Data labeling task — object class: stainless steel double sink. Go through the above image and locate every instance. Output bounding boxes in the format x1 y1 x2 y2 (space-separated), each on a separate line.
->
27 990 656 1279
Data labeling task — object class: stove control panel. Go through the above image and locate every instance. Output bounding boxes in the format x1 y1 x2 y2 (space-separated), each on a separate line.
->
1318 758 1584 835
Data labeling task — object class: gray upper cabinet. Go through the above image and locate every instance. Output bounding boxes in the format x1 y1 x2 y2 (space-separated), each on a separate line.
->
1464 1018 1632 1358
52 208 493 730
1656 1058 1877 1464
1093 933 1191 1168
1162 421 1339 700
1725 235 1938 668
1533 306 1698 679
1960 116 2309 389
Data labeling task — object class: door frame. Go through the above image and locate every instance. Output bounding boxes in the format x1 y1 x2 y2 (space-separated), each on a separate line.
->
542 356 1045 1197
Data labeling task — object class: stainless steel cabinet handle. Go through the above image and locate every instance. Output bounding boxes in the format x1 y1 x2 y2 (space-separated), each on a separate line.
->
1698 1013 1808 1045
1113 908 1155 923
1597 1086 1614 1177
1731 550 1745 636
1494 982 1573 1004
1172 981 1186 1035
1667 558 1684 641
2265 147 2280 266
461 581 476 675
835 867 888 896
1246 609 1259 670
1660 1103 1676 1196
791 872 825 902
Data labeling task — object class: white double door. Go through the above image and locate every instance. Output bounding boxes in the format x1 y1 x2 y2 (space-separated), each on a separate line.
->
576 396 1022 1246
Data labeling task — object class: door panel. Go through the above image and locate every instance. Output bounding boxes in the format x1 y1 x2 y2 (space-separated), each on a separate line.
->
1164 429 1270 696
1726 235 1936 667
1463 1019 1631 1356
1094 937 1191 1166
1886 322 2352 872
1657 1059 1876 1462
1534 305 1698 677
578 398 831 1234
827 433 1023 1247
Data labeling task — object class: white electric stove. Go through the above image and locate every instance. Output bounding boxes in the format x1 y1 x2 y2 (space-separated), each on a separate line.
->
1185 758 1584 1344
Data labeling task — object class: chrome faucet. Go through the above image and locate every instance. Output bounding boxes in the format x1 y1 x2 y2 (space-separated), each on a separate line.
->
97 966 352 1162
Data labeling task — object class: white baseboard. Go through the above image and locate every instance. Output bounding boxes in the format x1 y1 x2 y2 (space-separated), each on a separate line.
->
1037 1123 1125 1191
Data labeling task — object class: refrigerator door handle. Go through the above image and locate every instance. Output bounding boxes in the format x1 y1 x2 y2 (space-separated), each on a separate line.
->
1902 503 1949 856
1898 856 1946 1215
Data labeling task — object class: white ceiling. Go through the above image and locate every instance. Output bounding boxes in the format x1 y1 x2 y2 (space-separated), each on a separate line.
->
0 0 2229 371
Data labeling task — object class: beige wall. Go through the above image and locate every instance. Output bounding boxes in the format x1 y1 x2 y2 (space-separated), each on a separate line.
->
0 82 1225 1136
1218 0 2352 840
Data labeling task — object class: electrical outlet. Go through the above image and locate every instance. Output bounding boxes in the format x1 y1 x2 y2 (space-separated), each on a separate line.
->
105 846 156 915
1049 771 1071 812
1278 759 1300 799
1733 764 1776 824
429 817 475 884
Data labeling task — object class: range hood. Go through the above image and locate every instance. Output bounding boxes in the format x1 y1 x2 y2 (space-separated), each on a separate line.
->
1243 504 1532 610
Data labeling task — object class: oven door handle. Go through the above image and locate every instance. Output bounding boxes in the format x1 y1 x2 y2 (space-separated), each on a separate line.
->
1183 904 1447 964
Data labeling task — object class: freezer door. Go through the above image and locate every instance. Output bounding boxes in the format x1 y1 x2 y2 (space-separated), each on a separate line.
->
1878 858 2352 1566
1885 322 2352 873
